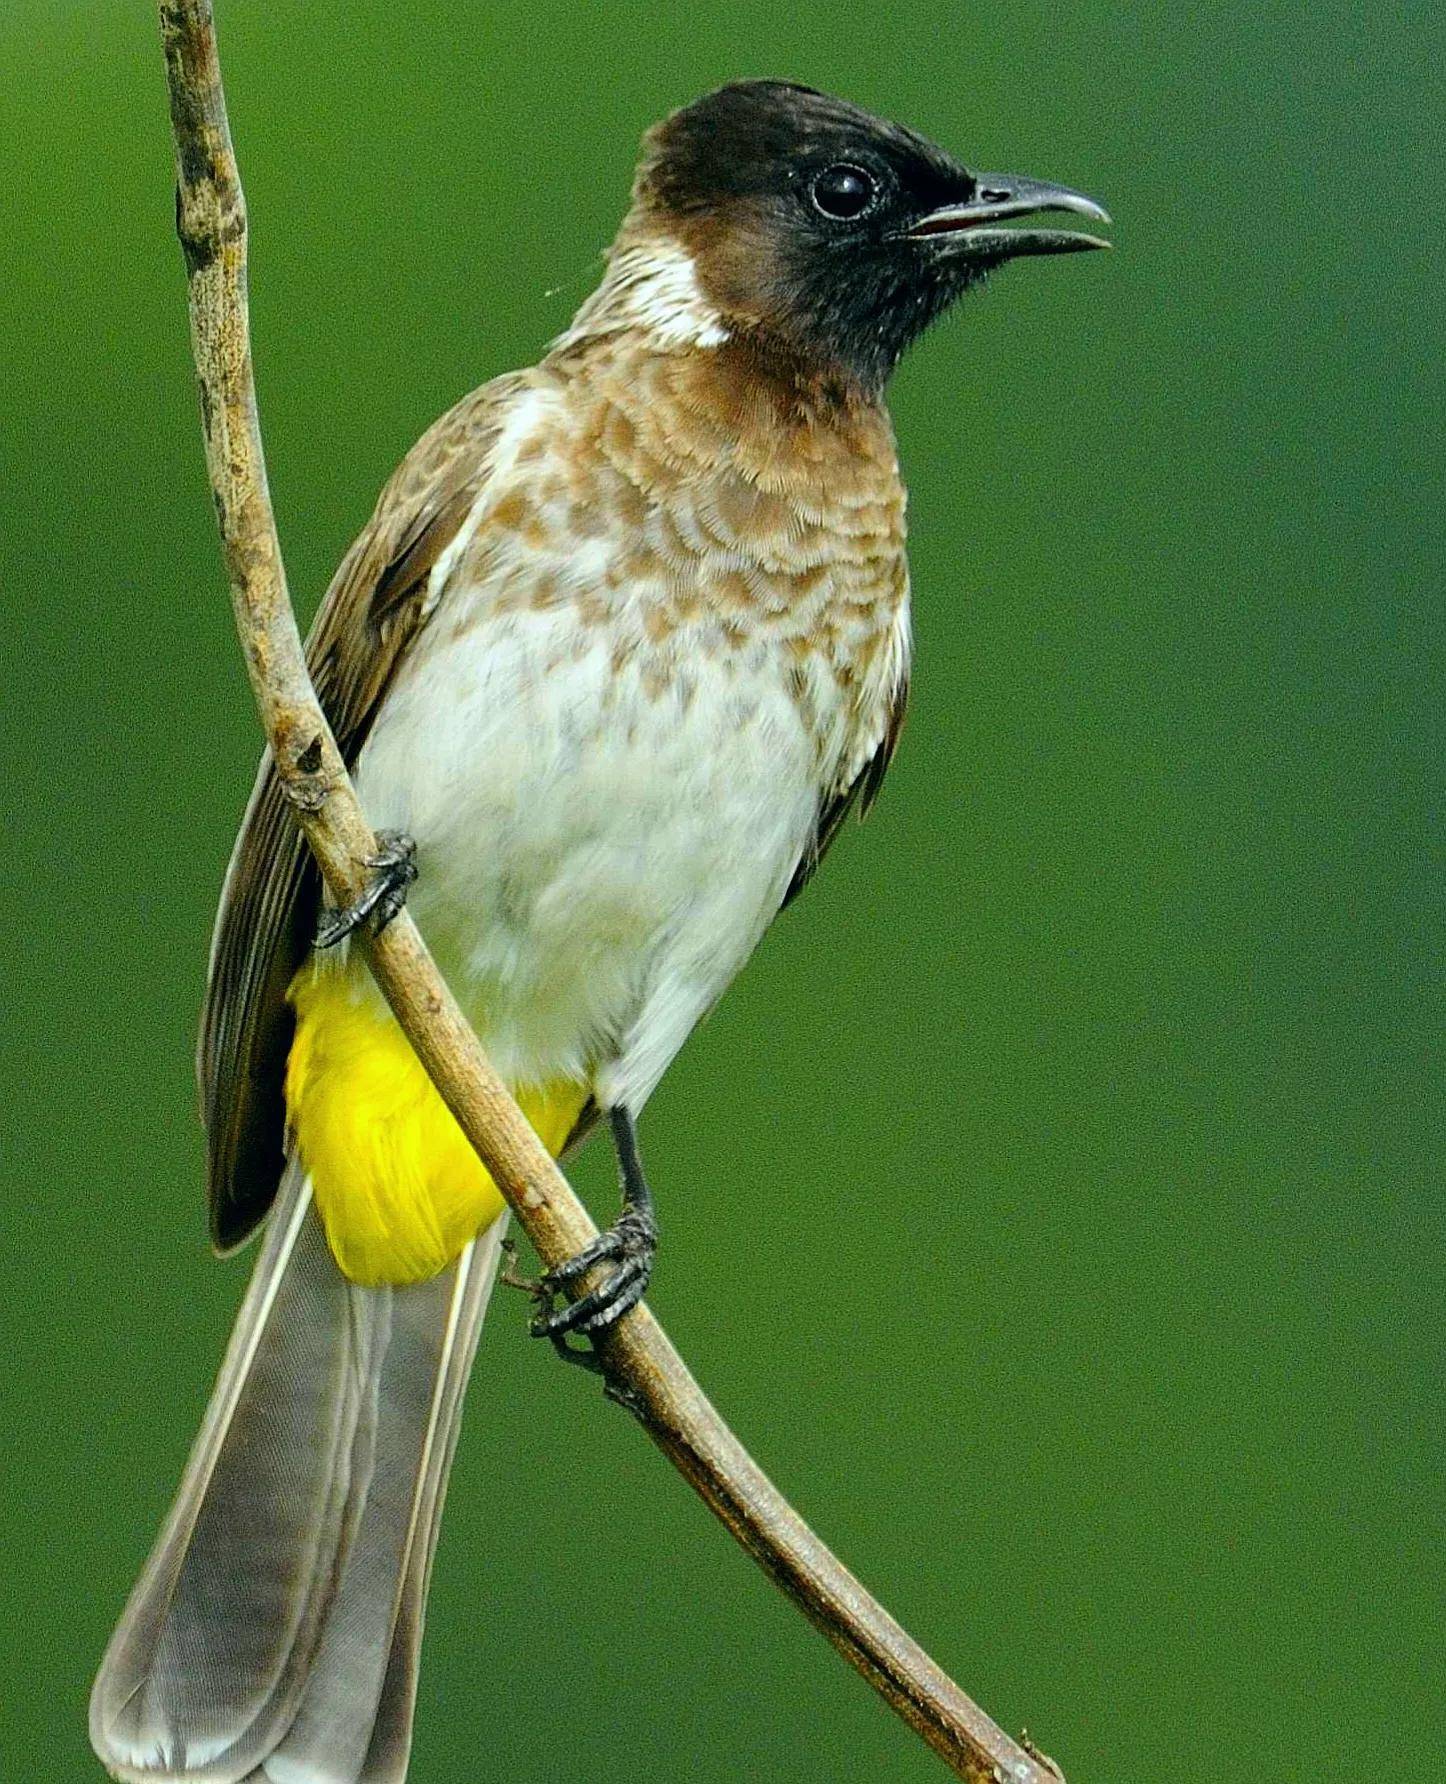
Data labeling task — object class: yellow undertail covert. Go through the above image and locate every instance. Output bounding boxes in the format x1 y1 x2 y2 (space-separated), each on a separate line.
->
285 963 589 1286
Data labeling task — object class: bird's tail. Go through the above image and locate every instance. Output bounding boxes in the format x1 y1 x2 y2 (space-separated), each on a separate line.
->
90 1160 505 1784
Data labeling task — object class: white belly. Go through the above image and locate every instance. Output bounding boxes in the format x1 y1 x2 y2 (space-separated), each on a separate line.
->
353 599 821 1108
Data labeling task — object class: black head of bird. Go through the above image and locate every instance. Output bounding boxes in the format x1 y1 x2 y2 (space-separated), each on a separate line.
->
628 79 1111 390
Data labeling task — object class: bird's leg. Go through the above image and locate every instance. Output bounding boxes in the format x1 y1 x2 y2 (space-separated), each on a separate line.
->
314 830 418 948
532 1105 657 1342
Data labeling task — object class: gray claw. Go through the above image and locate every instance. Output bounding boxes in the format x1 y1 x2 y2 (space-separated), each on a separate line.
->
531 1255 650 1339
530 1208 656 1341
315 830 417 948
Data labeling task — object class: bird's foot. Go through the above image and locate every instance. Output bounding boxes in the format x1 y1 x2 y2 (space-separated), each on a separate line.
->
314 830 417 948
530 1204 657 1342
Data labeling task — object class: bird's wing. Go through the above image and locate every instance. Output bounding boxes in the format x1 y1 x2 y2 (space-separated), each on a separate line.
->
782 638 910 910
199 376 525 1251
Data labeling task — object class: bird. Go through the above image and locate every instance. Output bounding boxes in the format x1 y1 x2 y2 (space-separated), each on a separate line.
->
91 78 1108 1784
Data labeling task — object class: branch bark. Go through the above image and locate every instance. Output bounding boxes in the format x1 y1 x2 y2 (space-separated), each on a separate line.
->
157 7 1064 1781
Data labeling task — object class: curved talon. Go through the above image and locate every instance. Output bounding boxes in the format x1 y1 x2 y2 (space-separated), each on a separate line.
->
315 830 417 948
530 1204 656 1340
542 1208 650 1291
531 1254 651 1339
533 1105 657 1349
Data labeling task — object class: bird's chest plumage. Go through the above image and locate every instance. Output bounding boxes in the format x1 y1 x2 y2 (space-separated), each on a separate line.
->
353 347 909 1097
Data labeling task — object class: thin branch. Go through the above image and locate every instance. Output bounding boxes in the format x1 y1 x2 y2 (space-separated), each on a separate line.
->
156 7 1064 1782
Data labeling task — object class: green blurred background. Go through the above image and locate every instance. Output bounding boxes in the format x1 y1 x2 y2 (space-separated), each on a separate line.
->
2 1 1440 1779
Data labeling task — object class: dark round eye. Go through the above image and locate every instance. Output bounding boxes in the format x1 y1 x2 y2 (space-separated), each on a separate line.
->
809 163 879 221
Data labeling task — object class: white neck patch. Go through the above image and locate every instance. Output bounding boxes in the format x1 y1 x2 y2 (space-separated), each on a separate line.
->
559 238 729 352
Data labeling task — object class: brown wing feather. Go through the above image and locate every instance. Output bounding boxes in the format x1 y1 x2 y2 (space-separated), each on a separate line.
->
199 378 523 1250
782 672 909 910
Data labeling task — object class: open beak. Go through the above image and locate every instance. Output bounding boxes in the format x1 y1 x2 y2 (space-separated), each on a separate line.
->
906 172 1111 261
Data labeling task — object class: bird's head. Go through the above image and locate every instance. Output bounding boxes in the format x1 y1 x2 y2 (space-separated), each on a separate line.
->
607 80 1109 391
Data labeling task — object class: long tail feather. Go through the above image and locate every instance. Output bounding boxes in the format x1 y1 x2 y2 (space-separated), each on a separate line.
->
90 1163 503 1784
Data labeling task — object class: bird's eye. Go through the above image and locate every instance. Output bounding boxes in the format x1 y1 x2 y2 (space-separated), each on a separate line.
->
809 163 879 222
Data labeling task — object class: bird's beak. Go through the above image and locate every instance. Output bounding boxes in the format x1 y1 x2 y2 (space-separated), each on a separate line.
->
906 173 1111 260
